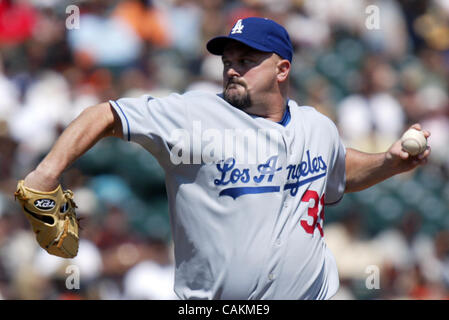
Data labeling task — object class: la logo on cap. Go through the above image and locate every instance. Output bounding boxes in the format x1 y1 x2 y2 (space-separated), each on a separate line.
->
231 19 244 34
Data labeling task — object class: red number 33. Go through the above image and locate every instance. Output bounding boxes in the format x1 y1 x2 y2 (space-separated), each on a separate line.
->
300 190 325 237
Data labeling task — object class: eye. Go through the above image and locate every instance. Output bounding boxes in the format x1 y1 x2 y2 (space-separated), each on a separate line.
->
222 60 231 67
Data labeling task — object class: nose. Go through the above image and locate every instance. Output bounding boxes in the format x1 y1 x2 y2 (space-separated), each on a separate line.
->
225 66 240 79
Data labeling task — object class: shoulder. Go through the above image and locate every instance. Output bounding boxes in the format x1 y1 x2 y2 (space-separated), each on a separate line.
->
181 90 222 101
142 90 221 112
144 90 217 104
289 100 338 132
181 90 237 116
161 90 225 109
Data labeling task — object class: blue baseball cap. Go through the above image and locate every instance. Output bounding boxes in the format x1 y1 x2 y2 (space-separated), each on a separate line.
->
207 17 293 62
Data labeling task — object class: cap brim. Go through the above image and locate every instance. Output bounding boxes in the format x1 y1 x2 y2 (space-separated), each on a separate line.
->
206 36 272 56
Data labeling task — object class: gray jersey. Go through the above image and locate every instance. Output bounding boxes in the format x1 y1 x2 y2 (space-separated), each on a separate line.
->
109 90 346 299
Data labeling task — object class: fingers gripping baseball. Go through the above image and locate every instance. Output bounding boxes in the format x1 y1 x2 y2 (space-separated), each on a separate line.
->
400 124 431 158
388 124 431 172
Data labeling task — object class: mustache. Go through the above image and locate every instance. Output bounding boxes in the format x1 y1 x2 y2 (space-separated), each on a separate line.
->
226 78 246 88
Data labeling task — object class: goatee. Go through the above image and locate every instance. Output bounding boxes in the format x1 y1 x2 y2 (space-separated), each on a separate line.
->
223 87 252 110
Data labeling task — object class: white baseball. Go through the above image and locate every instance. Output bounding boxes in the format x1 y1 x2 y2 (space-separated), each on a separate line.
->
401 128 427 156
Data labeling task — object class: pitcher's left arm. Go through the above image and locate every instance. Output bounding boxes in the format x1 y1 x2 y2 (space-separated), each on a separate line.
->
344 124 431 193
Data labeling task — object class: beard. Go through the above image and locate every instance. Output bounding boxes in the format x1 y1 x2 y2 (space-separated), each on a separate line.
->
223 80 252 110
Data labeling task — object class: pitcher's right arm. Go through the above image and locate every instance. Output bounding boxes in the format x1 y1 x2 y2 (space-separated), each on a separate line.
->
23 102 123 191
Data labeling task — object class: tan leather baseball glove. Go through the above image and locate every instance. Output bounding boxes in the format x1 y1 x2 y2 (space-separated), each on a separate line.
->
14 180 79 258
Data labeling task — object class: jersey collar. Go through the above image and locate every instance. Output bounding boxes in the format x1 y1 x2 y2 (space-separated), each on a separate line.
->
217 93 291 127
277 101 291 127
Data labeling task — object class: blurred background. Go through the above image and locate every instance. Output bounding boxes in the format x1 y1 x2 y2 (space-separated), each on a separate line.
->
0 0 448 300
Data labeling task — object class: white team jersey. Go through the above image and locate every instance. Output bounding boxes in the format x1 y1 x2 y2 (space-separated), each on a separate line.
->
109 90 346 300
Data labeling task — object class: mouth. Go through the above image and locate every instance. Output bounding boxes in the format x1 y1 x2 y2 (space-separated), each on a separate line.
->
226 84 240 90
226 79 245 89
226 84 246 93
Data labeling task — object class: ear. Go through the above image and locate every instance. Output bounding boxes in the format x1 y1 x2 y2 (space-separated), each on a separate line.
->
276 59 291 83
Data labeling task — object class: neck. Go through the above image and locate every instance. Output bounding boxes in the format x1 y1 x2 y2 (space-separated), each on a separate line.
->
245 94 287 122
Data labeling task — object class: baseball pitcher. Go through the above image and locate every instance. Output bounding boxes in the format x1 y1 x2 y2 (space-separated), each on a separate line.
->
16 17 431 299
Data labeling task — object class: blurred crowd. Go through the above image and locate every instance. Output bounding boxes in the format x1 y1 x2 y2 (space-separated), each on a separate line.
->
0 0 448 300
